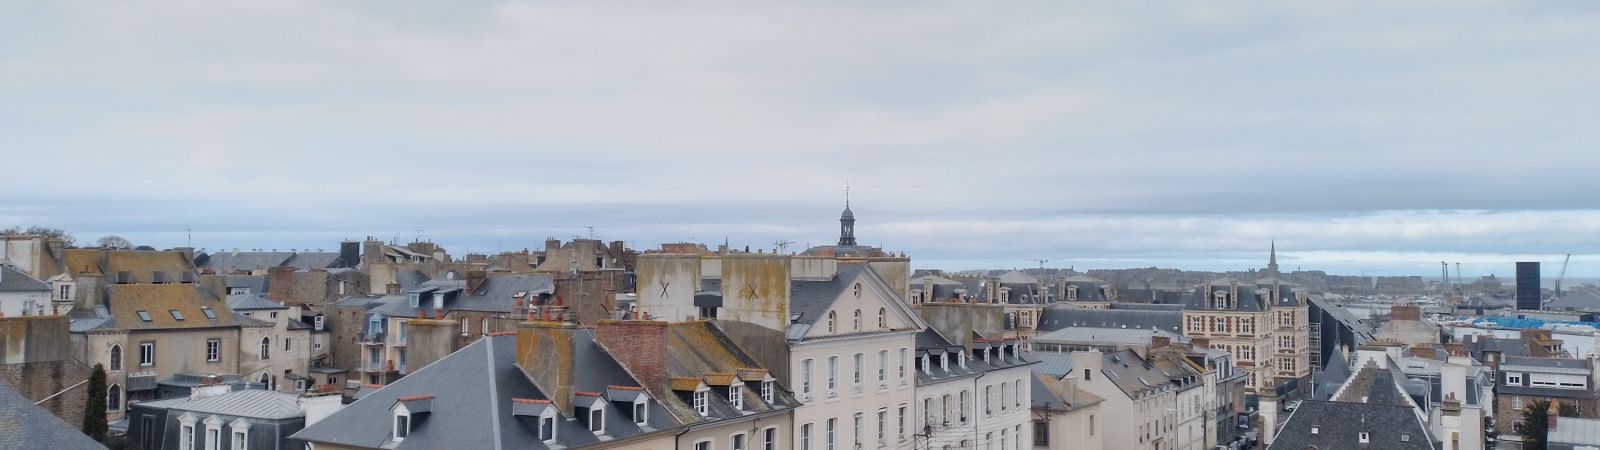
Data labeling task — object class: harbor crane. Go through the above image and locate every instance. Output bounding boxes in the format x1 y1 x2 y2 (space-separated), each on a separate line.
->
1557 253 1572 298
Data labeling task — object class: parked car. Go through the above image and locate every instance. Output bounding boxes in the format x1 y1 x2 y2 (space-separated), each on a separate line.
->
1281 400 1302 412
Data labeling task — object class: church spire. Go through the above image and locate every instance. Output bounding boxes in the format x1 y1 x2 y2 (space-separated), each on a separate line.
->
838 186 856 247
1268 240 1279 276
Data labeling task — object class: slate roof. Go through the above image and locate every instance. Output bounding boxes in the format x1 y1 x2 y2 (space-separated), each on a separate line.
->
1178 281 1268 312
224 275 269 295
200 252 293 273
660 322 799 423
1030 372 1103 412
294 335 676 450
1269 400 1435 450
0 382 107 450
1032 327 1187 348
789 264 867 327
0 264 49 292
139 389 305 419
227 293 286 311
1036 307 1182 334
1097 349 1201 399
285 252 342 270
453 274 555 313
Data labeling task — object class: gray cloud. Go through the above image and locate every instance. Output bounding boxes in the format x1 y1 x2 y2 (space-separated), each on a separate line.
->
2 1 1598 276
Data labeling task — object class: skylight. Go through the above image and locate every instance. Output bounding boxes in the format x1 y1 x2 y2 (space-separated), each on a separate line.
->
136 311 152 322
170 310 185 321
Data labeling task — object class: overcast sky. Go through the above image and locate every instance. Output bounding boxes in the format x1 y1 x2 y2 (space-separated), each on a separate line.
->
3 2 1599 277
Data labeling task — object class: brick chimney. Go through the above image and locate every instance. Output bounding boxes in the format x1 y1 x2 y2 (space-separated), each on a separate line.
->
1151 335 1171 349
1390 304 1421 322
595 319 670 391
516 319 579 416
267 266 296 303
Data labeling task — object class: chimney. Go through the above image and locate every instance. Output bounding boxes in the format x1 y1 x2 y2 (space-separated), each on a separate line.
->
595 319 670 391
1259 384 1279 446
516 319 580 416
267 266 296 303
1550 400 1562 430
1191 337 1211 348
339 241 360 268
71 273 103 316
1391 304 1421 322
198 273 228 300
406 318 461 373
1441 361 1467 402
1151 335 1171 349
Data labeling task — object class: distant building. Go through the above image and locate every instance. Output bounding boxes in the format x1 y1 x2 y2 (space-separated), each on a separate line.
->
1493 356 1600 436
1517 261 1541 310
1265 345 1436 450
0 263 51 316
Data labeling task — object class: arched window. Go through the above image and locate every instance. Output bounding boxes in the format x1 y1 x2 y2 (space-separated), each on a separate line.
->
878 308 887 329
107 384 122 411
109 345 122 371
853 310 861 331
827 312 836 333
260 337 272 360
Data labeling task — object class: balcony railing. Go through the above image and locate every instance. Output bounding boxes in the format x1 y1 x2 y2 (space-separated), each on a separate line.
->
361 332 386 344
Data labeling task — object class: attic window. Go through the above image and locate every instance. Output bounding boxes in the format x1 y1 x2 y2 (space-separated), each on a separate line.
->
1310 426 1318 435
1358 432 1369 443
137 311 152 322
1400 434 1410 442
633 399 649 425
540 414 557 442
694 389 709 416
589 407 605 434
201 308 217 320
169 310 185 321
393 412 410 441
730 385 744 410
761 380 775 403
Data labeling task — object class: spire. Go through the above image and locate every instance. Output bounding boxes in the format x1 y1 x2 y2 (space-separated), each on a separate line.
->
1268 240 1279 276
838 187 857 247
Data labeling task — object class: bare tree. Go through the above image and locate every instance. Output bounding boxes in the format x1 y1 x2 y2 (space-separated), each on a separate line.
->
95 235 133 249
0 226 76 247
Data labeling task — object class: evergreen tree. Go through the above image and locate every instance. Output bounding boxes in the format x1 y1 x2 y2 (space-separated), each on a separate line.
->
82 363 107 442
1519 399 1579 450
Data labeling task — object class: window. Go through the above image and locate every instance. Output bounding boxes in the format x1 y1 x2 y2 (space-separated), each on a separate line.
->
206 339 221 362
827 356 839 396
139 342 155 366
985 385 994 415
1034 422 1048 447
959 390 969 422
1001 382 1010 411
801 423 813 450
260 337 271 360
1213 319 1225 333
826 418 837 450
1513 396 1523 410
1001 429 1009 450
877 350 888 386
481 318 489 335
853 353 864 390
59 284 71 300
853 310 861 331
232 429 248 450
730 385 744 410
942 394 951 425
732 433 746 450
201 308 217 320
765 427 778 450
898 349 908 384
285 337 293 352
897 405 907 439
801 359 814 397
137 310 152 322
986 433 994 450
107 384 121 411
1089 415 1094 435
393 412 410 440
694 389 709 416
853 413 863 445
633 400 648 425
878 308 886 329
539 415 556 441
876 409 888 445
109 345 122 371
1357 432 1369 443
170 309 185 321
696 441 712 450
589 407 605 433
827 312 836 333
1508 374 1523 385
181 424 195 450
1016 379 1024 408
207 426 220 450
762 380 775 403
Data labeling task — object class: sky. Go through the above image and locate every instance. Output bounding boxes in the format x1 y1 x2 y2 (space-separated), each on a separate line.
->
3 2 1599 277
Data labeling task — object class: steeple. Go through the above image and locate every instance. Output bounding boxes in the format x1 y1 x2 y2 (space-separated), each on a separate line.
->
1267 240 1279 276
838 186 856 247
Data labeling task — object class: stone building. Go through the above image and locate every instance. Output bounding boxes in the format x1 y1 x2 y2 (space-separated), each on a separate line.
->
0 315 93 426
1179 262 1311 399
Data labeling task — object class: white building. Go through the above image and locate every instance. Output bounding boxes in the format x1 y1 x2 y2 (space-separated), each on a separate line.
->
913 329 1036 450
0 264 50 317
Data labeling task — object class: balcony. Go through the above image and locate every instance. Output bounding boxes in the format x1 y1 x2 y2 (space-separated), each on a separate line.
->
360 332 386 344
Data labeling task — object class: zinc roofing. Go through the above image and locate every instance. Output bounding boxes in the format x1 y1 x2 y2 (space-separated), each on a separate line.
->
139 389 304 419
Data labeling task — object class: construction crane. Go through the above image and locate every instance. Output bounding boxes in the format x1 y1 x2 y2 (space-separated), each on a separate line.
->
1557 253 1572 298
773 240 794 254
1028 259 1049 271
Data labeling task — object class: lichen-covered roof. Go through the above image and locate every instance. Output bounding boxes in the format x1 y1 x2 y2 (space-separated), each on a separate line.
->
101 284 237 330
63 249 196 283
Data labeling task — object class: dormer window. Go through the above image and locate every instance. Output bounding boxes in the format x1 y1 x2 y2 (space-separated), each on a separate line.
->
694 388 710 416
1358 432 1369 443
393 412 410 441
730 384 745 410
540 413 557 442
633 399 649 425
761 380 775 403
408 293 421 309
589 407 605 433
1066 286 1078 301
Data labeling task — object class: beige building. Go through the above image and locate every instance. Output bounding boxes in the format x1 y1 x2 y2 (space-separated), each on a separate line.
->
1030 372 1104 450
1180 276 1310 398
1043 348 1210 450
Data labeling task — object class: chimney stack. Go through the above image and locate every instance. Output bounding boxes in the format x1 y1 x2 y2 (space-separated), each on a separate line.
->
466 269 487 294
404 317 460 373
596 319 670 391
516 319 580 416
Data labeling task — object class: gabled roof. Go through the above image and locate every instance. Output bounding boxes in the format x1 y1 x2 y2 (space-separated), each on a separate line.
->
138 389 304 419
226 293 286 311
1030 372 1103 412
0 383 107 450
0 264 49 292
453 274 555 313
1036 307 1182 334
294 335 676 450
660 322 798 422
62 249 196 283
1269 400 1435 450
199 252 293 273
